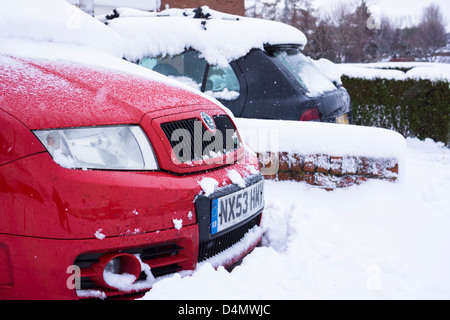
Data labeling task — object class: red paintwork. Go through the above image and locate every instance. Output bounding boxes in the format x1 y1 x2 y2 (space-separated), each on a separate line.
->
0 55 262 299
0 110 46 166
0 56 215 130
143 108 246 173
0 226 198 300
0 152 255 239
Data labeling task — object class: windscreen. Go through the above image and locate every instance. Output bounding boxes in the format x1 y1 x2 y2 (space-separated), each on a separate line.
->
139 50 207 91
273 49 337 97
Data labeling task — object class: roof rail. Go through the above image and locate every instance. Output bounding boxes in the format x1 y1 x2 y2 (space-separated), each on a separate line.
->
102 6 240 22
192 7 211 19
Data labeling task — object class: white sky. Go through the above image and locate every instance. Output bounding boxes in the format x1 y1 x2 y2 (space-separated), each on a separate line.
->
312 0 450 30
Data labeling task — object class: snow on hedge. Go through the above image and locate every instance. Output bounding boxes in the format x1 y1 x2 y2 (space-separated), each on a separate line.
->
405 65 450 82
338 62 450 82
101 7 307 67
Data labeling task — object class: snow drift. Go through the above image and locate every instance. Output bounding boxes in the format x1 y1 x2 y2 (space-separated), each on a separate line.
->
236 118 407 182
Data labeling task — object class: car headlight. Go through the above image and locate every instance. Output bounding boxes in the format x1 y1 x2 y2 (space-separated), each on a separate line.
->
34 125 159 170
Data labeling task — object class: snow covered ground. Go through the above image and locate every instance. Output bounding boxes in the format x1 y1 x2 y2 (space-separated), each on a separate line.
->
142 137 450 300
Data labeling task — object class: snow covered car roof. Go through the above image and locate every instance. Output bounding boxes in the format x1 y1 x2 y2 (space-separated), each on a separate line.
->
99 6 308 67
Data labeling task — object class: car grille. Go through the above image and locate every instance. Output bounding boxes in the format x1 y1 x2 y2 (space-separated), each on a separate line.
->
73 243 187 298
161 115 240 163
198 213 262 262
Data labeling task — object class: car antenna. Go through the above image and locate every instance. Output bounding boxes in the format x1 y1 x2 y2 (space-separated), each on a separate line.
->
191 7 210 30
105 8 120 20
193 7 211 19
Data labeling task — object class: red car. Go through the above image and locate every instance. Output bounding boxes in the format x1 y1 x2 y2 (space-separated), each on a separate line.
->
0 55 264 299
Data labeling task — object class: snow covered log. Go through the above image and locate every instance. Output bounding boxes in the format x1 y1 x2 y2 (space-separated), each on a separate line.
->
235 118 406 190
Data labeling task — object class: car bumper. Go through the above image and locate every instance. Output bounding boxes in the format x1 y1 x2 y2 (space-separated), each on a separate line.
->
317 87 352 124
0 151 263 299
0 226 197 299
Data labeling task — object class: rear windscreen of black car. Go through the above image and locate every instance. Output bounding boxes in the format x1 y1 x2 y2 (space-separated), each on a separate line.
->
272 49 337 97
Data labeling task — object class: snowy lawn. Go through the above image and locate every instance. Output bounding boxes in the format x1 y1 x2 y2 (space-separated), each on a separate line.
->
142 138 450 300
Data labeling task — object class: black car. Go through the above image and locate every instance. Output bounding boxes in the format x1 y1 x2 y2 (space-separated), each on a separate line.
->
102 7 352 124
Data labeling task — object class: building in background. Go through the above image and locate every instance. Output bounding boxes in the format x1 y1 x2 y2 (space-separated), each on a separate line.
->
66 0 245 16
162 1 244 15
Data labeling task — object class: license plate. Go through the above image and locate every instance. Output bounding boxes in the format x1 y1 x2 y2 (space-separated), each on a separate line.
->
210 180 264 235
336 114 349 124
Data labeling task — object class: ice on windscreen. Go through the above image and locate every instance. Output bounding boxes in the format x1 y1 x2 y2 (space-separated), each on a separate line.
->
312 58 343 86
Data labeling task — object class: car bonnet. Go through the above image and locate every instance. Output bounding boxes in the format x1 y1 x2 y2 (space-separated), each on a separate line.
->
0 55 216 130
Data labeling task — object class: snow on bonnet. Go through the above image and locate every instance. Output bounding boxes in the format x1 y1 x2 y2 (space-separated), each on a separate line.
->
0 0 234 112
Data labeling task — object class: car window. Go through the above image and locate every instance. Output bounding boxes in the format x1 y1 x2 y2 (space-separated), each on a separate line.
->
204 64 240 101
138 50 207 91
273 49 336 97
139 51 240 101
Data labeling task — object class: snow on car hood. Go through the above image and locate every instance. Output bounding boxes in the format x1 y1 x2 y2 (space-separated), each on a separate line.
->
0 0 123 58
0 0 237 119
0 55 216 129
102 7 308 67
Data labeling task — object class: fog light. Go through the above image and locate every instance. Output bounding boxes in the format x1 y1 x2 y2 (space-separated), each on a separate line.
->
104 258 122 275
92 253 142 291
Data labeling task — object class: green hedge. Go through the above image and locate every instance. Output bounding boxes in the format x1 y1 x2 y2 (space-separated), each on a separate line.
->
341 76 450 145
